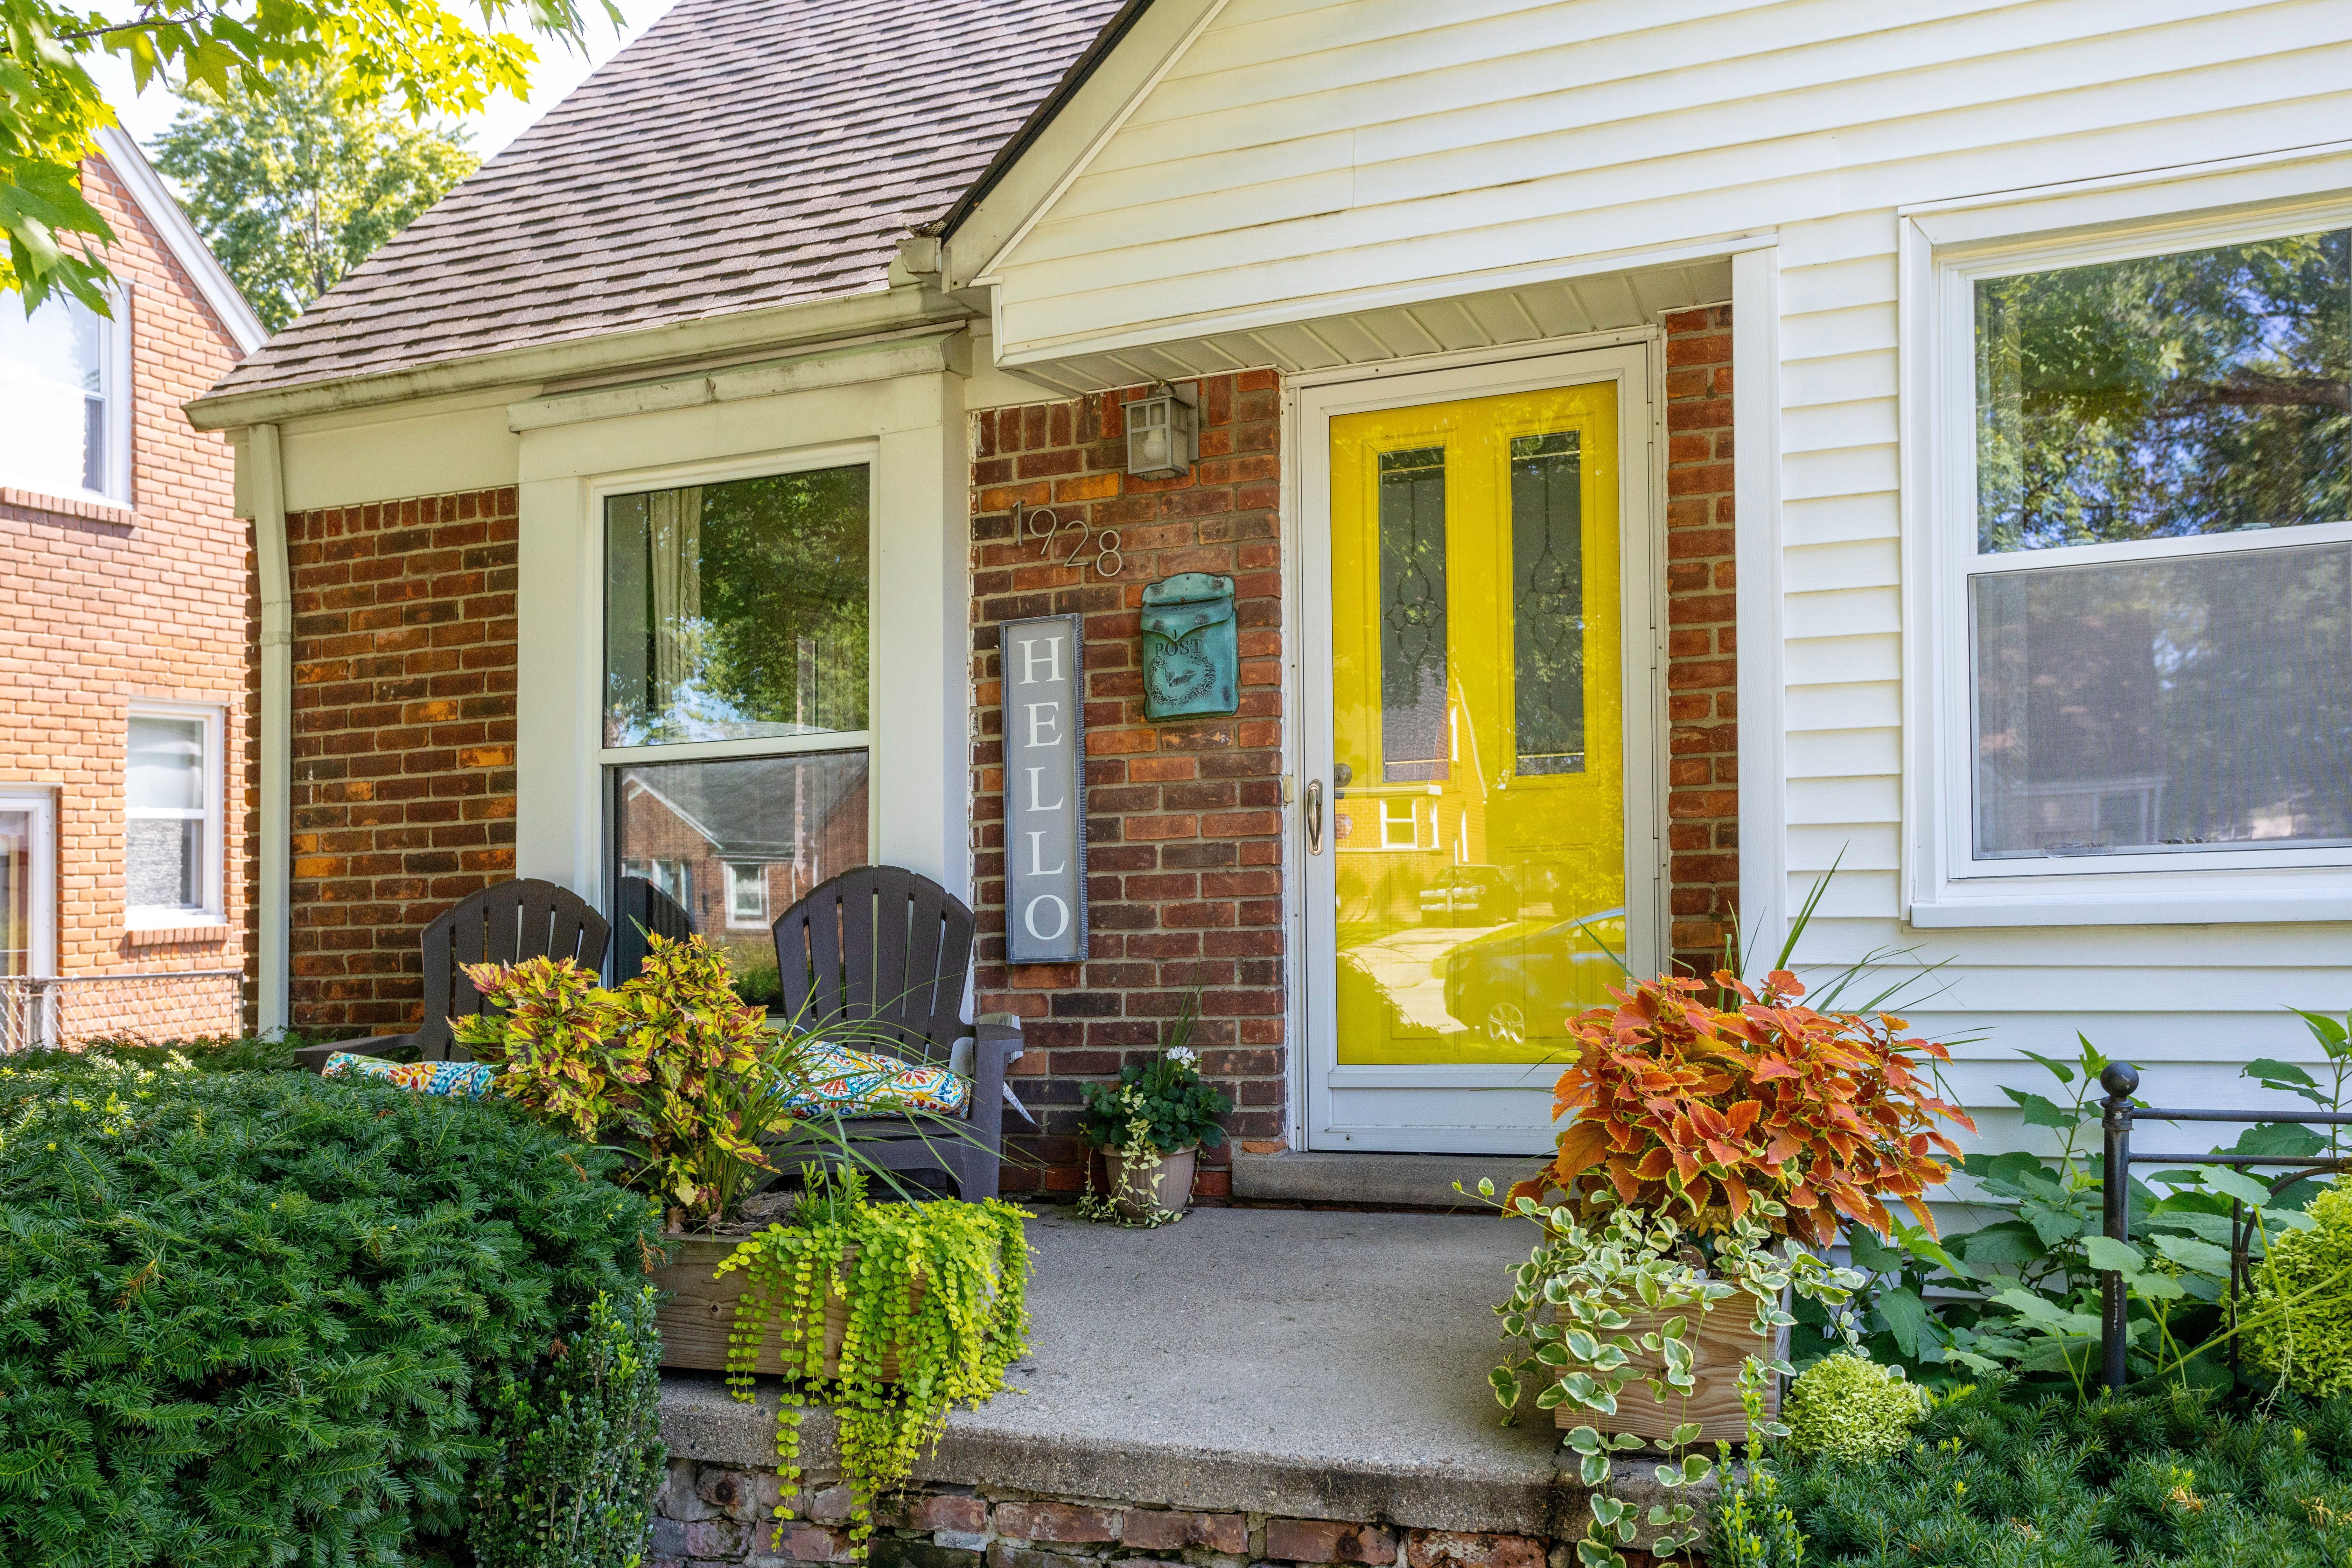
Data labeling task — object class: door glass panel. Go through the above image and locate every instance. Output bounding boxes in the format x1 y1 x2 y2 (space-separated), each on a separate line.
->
1330 386 1625 1066
0 809 29 977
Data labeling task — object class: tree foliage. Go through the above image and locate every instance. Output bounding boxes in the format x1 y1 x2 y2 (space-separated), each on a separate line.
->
150 64 478 332
1 0 609 313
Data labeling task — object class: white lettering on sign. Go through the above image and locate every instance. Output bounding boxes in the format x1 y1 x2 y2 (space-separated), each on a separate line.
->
1000 614 1087 964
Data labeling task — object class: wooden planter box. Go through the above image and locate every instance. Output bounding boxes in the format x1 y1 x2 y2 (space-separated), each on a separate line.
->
651 1236 912 1379
1554 1296 1790 1447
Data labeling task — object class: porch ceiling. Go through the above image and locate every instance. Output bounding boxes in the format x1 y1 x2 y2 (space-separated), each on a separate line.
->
994 258 1734 394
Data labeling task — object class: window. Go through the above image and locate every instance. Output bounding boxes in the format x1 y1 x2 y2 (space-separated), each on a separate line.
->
125 705 222 925
0 789 55 978
1924 204 2352 916
0 291 127 502
603 465 871 977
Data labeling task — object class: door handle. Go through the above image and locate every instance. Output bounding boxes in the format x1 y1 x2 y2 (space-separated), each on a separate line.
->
1306 778 1325 855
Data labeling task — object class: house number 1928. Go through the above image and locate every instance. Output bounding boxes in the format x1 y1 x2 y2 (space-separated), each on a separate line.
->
1016 502 1122 578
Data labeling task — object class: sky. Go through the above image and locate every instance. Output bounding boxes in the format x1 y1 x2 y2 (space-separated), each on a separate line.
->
86 0 676 172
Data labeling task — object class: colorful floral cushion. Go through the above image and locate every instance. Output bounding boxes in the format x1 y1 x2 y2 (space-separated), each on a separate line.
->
322 1051 500 1099
783 1040 969 1118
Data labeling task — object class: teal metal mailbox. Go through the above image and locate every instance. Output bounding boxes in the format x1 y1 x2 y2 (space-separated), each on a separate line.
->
1139 572 1238 722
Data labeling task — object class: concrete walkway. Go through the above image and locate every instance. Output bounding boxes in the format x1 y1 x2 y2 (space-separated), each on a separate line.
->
662 1206 1571 1533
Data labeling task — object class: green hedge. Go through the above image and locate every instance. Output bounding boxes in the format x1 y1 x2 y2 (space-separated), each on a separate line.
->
0 1062 664 1567
1782 1379 2352 1566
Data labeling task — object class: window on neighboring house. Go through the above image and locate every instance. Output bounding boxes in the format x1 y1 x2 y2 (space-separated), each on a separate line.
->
0 291 127 503
0 789 55 980
126 705 222 925
604 464 871 976
1953 221 2352 876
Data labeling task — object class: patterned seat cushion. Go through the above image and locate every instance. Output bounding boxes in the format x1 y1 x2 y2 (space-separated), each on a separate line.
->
783 1040 969 1118
322 1051 501 1099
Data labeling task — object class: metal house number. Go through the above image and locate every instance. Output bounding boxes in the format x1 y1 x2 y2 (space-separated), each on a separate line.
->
1016 502 1122 579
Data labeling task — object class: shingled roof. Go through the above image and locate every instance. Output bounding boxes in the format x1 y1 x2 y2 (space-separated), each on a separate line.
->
209 0 1126 397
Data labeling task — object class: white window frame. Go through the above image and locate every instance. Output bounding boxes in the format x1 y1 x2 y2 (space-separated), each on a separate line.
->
0 285 132 506
722 861 769 929
0 785 57 976
124 699 225 929
589 442 879 915
1903 154 2352 927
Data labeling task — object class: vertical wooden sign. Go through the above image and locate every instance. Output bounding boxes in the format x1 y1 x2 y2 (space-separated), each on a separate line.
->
1000 614 1087 964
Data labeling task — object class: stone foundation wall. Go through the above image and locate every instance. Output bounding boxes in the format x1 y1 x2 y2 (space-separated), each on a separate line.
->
650 1463 1689 1568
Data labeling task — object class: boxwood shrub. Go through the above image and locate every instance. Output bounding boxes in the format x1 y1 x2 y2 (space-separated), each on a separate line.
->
0 1061 664 1567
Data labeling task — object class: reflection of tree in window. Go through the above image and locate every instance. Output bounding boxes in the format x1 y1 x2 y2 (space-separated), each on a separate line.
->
1378 447 1448 783
1976 229 2351 553
604 467 870 745
1510 430 1584 775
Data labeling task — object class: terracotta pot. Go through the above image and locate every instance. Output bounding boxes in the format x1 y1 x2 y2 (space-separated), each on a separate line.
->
1109 1144 1197 1220
1552 1288 1791 1446
649 1236 911 1378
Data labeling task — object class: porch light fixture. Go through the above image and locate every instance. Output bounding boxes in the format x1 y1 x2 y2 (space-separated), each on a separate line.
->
1125 383 1198 479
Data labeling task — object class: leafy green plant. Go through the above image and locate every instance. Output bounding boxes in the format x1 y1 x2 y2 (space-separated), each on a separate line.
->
1784 1354 1930 1462
0 1060 660 1567
1485 1187 1863 1566
1711 1463 1806 1568
715 1169 1032 1547
2251 1185 2352 1398
1076 991 1232 1157
7 1031 308 1072
469 1284 667 1568
455 933 817 1226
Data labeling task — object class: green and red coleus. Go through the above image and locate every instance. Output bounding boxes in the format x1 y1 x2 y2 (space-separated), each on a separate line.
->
1517 970 1975 1247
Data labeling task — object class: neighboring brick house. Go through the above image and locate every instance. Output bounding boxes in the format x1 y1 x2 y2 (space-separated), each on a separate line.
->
0 128 265 1044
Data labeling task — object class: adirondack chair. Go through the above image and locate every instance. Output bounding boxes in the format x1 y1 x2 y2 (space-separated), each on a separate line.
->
613 873 696 985
294 878 612 1072
768 866 1024 1201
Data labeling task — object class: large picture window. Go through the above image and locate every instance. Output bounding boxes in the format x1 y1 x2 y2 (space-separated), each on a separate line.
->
602 465 871 985
1951 219 2352 880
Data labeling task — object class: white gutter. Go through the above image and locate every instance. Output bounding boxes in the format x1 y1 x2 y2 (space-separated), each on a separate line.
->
250 423 292 1031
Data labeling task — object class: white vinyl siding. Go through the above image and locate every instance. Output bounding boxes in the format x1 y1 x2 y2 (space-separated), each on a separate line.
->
975 0 2352 1141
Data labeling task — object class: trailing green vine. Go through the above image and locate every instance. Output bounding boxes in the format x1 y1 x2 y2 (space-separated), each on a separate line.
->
716 1171 1031 1545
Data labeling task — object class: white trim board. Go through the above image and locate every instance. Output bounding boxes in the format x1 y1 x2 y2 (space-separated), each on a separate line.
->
95 127 266 355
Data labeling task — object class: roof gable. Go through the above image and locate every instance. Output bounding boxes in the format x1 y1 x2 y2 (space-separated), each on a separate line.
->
210 0 1125 399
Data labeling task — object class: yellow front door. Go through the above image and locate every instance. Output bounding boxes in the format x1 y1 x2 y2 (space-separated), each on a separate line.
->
1328 383 1627 1067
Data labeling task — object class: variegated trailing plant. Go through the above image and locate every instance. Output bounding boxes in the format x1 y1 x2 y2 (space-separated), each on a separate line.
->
1483 1188 1865 1566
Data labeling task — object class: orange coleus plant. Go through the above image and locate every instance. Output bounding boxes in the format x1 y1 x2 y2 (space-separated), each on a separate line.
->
1517 969 1976 1247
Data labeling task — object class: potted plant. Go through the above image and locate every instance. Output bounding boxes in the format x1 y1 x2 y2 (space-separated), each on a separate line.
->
1488 966 1971 1567
1077 993 1231 1224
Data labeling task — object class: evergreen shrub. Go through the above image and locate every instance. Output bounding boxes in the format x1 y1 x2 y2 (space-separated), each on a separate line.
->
2252 1184 2352 1398
0 1061 663 1567
1784 1354 1931 1463
1779 1379 2352 1566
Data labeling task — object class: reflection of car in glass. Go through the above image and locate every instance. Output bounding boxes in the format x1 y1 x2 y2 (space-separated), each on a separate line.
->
1418 864 1518 925
1442 907 1627 1044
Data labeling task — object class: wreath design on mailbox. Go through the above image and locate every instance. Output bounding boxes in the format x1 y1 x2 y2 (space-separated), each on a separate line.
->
1140 572 1239 722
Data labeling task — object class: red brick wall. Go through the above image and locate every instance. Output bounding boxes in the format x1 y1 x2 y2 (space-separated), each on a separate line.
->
0 152 253 1027
283 488 518 1037
969 374 1286 1197
1662 305 1739 977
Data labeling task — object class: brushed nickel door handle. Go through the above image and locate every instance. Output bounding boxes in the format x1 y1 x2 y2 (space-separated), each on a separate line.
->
1306 777 1324 854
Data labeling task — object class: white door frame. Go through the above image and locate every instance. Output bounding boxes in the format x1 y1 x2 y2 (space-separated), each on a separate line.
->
1284 334 1666 1155
0 785 57 976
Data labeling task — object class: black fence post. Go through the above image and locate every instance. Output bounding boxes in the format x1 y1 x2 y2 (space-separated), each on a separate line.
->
2099 1061 2140 1394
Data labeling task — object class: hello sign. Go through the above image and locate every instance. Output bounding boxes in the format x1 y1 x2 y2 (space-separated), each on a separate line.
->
999 613 1088 964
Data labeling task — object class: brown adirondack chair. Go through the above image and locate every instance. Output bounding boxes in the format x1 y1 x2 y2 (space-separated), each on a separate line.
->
614 873 697 985
294 878 612 1072
767 866 1025 1201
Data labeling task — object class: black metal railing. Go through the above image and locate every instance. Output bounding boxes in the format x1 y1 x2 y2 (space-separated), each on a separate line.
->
2096 1061 2352 1391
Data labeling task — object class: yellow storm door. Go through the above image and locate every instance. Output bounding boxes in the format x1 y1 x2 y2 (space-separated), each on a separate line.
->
1326 382 1630 1083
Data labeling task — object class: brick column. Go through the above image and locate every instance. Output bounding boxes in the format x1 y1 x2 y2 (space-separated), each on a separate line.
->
1661 305 1739 978
971 374 1287 1197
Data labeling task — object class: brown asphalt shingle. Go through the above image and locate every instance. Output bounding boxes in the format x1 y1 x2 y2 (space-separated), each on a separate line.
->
208 0 1125 397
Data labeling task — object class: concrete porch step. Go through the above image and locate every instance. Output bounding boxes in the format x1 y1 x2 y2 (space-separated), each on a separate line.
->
1230 1151 1551 1209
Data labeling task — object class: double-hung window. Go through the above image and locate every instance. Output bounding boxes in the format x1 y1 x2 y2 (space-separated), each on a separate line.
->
126 704 223 926
1924 208 2352 920
0 291 128 503
602 463 871 981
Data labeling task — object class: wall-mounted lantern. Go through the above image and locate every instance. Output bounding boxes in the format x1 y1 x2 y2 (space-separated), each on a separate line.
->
1124 383 1198 479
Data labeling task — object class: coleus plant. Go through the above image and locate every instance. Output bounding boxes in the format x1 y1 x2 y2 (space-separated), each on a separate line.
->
1517 969 1975 1246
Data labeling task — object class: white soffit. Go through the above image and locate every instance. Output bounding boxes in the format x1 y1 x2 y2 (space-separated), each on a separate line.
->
999 258 1733 394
